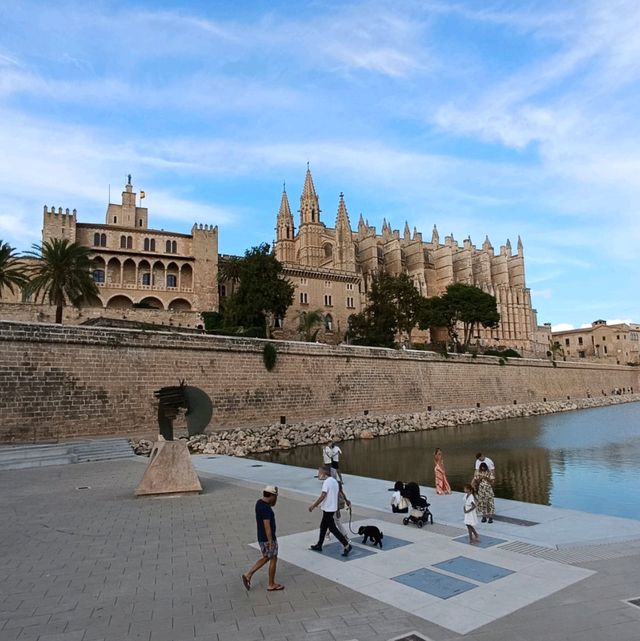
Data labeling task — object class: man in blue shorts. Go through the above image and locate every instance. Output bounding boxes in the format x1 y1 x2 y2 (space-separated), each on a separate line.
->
242 485 284 591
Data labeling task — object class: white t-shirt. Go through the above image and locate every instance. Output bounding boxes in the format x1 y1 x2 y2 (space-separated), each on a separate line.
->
322 446 333 465
320 476 340 512
331 445 342 462
475 456 495 471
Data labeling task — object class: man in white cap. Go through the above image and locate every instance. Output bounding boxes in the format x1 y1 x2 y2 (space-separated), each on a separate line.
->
242 485 284 591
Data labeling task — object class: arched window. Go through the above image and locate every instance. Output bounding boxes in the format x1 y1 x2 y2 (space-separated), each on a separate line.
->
113 216 117 224
138 219 143 227
144 238 150 251
93 233 100 246
93 270 105 283
100 233 107 247
142 273 151 286
127 236 132 249
166 274 177 288
166 240 172 253
150 239 155 252
171 240 177 253
120 235 126 249
325 314 333 331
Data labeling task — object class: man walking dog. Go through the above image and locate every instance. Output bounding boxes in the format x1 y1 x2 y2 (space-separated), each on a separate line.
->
242 485 284 592
309 467 352 556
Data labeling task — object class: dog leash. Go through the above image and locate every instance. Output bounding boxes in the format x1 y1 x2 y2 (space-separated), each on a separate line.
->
345 504 360 535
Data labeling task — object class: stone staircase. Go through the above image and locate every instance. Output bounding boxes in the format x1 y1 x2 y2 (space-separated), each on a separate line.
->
0 438 136 471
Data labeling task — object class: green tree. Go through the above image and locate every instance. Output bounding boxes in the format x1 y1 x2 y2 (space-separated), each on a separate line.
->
296 308 325 342
0 241 29 299
347 273 424 348
218 255 242 296
419 283 500 351
26 238 98 324
222 243 294 337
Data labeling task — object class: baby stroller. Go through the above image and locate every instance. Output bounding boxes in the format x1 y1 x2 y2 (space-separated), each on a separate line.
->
401 481 433 528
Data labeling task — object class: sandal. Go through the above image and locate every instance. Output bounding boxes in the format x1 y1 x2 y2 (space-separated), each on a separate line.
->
267 584 285 591
242 574 251 591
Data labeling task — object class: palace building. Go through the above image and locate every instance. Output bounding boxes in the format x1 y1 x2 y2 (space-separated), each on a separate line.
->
270 166 543 354
41 177 218 317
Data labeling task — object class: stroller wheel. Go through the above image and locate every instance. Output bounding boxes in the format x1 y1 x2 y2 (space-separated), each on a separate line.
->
417 520 424 528
403 518 409 525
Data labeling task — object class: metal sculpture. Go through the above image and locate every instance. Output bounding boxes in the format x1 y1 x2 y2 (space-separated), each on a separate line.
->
153 380 213 440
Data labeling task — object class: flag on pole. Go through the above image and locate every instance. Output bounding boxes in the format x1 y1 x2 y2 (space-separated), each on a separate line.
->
140 190 146 199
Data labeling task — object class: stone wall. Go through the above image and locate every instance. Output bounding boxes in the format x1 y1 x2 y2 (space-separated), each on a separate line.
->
0 302 202 328
1 320 638 442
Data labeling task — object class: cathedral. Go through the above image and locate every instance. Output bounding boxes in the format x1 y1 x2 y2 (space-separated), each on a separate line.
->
273 166 542 354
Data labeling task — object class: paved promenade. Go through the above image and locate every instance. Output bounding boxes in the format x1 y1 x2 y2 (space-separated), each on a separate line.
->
2 456 640 641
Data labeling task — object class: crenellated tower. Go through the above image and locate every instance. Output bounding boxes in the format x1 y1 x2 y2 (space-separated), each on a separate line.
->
106 175 148 229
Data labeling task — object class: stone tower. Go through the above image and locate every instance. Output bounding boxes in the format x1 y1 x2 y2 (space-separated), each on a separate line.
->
105 175 148 229
297 166 325 266
274 187 296 263
333 193 356 271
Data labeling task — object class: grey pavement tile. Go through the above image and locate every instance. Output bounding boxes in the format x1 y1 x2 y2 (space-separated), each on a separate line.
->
38 632 86 641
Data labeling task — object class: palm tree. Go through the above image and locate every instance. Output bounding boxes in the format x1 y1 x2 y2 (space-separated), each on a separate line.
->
297 308 326 342
0 241 29 299
26 239 99 323
218 255 243 296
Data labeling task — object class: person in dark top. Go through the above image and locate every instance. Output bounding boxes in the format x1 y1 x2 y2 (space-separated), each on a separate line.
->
242 485 284 591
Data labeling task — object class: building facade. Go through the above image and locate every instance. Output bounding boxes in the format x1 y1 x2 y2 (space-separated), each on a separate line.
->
552 320 640 365
272 167 542 353
41 177 218 317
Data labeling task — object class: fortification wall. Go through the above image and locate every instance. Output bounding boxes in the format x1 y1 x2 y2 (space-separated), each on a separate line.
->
0 320 637 442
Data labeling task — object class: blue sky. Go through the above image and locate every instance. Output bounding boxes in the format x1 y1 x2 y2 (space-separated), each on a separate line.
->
1 0 639 329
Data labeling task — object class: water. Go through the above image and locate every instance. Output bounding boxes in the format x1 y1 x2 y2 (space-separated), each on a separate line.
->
254 401 640 520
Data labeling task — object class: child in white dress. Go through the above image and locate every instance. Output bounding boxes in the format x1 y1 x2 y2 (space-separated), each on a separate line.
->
463 483 480 544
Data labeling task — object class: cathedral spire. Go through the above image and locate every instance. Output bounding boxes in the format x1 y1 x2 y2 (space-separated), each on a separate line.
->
334 192 355 271
482 235 493 252
299 165 320 225
404 221 411 240
517 235 523 256
432 224 439 245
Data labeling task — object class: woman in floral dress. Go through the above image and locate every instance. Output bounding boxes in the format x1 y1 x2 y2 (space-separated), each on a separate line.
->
434 448 452 495
474 461 495 523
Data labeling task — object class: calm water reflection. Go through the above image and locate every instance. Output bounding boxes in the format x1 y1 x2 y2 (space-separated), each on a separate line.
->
254 401 640 520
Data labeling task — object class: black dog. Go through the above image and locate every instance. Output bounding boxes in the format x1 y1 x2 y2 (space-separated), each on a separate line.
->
358 525 384 548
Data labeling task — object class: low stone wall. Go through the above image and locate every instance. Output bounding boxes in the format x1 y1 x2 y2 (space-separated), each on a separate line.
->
163 393 640 457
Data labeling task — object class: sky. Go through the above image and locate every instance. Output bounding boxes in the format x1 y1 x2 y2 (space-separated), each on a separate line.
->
1 0 639 330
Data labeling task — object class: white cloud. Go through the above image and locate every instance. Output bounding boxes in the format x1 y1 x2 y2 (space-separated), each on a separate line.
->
551 323 574 332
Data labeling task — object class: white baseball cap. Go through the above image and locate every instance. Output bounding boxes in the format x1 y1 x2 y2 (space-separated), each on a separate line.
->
263 485 279 495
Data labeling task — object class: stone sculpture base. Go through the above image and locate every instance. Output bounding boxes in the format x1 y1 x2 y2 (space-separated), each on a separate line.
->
135 439 202 497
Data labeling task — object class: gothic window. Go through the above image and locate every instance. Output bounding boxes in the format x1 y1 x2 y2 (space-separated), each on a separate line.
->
324 244 333 259
325 314 333 331
300 292 308 305
120 235 127 249
166 240 172 253
324 294 332 307
93 233 100 246
113 216 117 224
171 240 177 253
150 239 155 252
144 238 151 251
93 270 105 283
127 236 132 249
142 273 151 286
286 226 290 239
166 274 177 288
346 296 354 308
100 233 107 247
273 315 283 328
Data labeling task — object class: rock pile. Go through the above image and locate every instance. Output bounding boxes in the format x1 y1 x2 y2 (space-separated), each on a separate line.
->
129 393 640 458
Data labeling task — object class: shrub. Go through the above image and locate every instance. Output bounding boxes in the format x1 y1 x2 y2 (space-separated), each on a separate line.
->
263 343 277 371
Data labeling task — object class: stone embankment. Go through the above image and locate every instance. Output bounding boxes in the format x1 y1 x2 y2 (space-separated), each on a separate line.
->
130 393 640 457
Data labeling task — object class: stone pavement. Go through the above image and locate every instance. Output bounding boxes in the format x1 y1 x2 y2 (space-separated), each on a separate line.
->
1 458 640 641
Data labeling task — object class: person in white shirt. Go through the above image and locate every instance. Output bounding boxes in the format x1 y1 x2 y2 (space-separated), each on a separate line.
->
308 467 352 556
321 442 343 481
474 452 495 480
